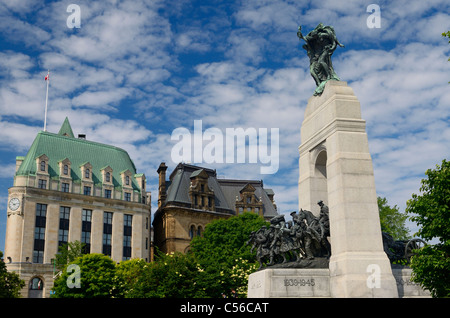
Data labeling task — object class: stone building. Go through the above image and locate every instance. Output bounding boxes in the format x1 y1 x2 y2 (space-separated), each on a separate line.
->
4 118 151 298
153 162 278 254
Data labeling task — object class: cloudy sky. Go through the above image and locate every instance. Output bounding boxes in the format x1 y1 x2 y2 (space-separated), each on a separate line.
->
0 0 449 250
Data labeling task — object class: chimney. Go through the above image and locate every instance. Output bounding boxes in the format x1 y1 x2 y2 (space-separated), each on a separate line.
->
157 162 168 209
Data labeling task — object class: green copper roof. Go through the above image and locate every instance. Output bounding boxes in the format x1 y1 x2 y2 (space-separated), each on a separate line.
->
58 117 75 138
16 119 140 191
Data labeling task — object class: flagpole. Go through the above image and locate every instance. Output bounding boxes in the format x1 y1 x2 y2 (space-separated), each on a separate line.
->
44 70 49 132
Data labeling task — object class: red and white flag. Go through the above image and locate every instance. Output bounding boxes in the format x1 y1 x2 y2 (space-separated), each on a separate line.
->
44 73 49 81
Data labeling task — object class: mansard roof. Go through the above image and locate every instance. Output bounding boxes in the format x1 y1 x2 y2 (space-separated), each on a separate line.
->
163 163 278 218
15 118 140 191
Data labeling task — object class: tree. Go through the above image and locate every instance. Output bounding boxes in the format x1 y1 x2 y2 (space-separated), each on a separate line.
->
54 241 85 271
114 258 150 298
52 253 119 298
189 212 268 297
378 196 410 240
0 251 25 298
128 251 209 298
406 159 450 297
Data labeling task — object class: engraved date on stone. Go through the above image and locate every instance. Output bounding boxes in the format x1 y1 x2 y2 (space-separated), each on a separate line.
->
284 278 315 287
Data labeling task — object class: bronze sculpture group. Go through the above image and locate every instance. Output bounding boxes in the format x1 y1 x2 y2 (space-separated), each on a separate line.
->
297 23 344 96
247 201 331 270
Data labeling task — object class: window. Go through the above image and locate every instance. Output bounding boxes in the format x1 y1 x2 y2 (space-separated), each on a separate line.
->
38 179 47 189
104 189 111 199
40 161 46 171
58 207 70 246
106 172 111 183
197 226 202 237
63 165 69 175
103 212 113 256
85 168 90 179
81 209 92 254
61 183 69 193
83 186 91 195
124 192 131 202
33 204 47 263
247 196 252 204
125 176 130 185
189 225 195 239
34 227 45 240
124 214 132 227
30 277 43 290
123 215 132 260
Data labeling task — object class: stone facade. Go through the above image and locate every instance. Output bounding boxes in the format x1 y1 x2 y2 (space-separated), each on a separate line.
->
153 162 278 254
4 118 151 298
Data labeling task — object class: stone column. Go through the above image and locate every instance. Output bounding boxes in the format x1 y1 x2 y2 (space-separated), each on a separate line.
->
298 80 398 297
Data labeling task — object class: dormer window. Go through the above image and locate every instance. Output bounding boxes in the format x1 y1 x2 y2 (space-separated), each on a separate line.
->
101 166 113 185
40 161 46 171
85 168 90 179
63 165 69 175
125 176 130 185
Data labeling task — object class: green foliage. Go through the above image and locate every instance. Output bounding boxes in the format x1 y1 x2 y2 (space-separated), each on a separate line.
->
0 251 25 298
189 212 268 297
114 258 148 297
52 253 119 298
406 159 450 297
410 245 450 298
190 212 268 267
406 159 450 243
55 241 85 271
52 213 269 298
378 196 410 240
128 251 209 298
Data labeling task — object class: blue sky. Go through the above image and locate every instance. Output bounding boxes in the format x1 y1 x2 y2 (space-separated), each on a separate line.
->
0 0 449 251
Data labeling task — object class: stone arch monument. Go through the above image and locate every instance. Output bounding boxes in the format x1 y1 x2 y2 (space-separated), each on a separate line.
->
298 80 398 297
248 24 399 298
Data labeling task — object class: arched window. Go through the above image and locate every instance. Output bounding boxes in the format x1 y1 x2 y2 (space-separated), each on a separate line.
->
125 175 130 185
63 165 69 175
197 226 202 237
30 277 43 290
106 172 111 183
189 225 195 239
85 168 90 179
29 277 44 298
40 161 46 171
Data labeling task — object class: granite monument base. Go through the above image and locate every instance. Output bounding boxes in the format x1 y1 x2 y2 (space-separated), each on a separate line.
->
247 266 431 298
392 267 431 298
247 268 331 298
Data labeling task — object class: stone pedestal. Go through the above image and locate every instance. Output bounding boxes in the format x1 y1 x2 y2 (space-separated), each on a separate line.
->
298 80 398 298
392 267 431 298
248 268 330 298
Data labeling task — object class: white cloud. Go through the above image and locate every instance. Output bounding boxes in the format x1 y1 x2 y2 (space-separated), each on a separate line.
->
0 0 448 244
